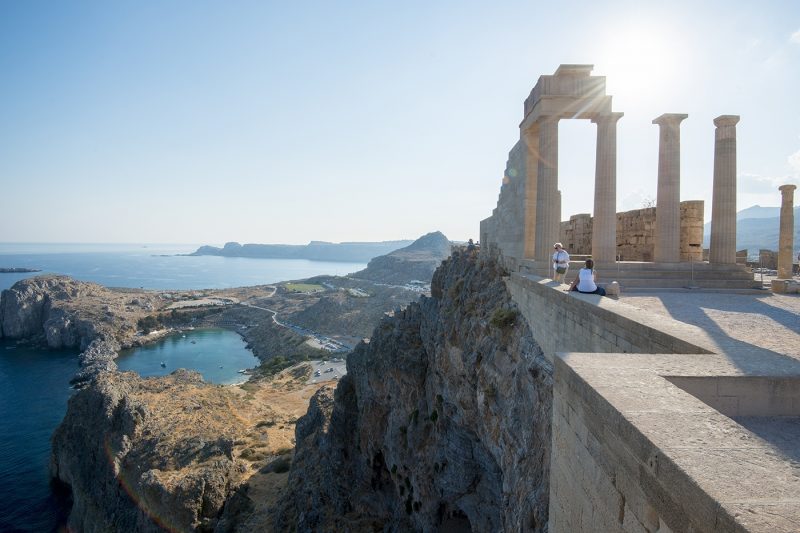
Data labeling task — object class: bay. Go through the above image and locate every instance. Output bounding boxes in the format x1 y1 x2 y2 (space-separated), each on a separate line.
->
0 243 365 530
116 328 259 384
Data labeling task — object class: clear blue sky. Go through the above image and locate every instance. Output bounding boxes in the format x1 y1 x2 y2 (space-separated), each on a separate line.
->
1 0 798 244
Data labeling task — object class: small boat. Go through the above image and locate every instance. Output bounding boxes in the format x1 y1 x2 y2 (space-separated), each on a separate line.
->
190 341 196 344
237 369 248 374
160 361 166 368
218 365 223 369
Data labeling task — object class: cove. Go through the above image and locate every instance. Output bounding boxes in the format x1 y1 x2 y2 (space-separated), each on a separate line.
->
116 328 259 384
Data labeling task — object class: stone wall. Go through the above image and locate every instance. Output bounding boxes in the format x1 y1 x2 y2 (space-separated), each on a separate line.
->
506 273 712 364
481 141 529 261
558 201 704 262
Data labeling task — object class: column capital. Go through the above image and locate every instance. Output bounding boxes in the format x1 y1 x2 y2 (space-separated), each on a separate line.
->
779 184 797 193
652 113 688 126
591 112 624 125
713 115 740 128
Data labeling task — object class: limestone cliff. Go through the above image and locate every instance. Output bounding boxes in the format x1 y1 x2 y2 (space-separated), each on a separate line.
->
0 275 158 350
275 249 553 531
51 365 319 533
350 231 452 285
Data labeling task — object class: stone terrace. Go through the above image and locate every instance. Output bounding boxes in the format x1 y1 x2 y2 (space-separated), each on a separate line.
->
547 287 800 532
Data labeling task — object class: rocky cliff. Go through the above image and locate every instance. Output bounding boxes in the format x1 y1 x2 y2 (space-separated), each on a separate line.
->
0 275 158 350
0 276 163 385
275 249 553 531
350 231 452 285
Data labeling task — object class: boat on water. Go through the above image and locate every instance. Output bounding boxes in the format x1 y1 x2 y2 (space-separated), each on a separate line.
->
190 340 196 344
160 361 166 368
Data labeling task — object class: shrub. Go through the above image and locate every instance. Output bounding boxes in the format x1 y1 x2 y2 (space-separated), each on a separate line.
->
490 307 518 329
270 456 292 473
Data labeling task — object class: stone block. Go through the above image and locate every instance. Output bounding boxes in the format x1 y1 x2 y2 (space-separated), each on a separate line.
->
605 281 621 296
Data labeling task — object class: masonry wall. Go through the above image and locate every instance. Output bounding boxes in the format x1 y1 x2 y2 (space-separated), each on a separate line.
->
506 273 711 363
481 140 528 261
551 362 681 533
507 272 719 533
558 201 704 262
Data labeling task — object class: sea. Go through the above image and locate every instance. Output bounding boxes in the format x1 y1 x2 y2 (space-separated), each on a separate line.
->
0 243 367 532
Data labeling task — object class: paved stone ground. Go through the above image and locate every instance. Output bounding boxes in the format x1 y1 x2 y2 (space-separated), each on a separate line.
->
620 291 800 361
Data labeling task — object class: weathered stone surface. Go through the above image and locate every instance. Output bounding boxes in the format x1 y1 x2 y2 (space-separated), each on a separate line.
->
0 275 158 351
276 250 553 532
51 370 243 533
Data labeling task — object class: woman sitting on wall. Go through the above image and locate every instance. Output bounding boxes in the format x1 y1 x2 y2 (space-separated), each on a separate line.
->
569 259 606 296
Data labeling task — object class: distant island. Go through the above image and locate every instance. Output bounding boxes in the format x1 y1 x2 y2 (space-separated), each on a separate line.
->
0 268 41 273
188 239 414 263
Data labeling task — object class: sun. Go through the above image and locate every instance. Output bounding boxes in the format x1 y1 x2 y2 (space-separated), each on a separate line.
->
594 22 687 110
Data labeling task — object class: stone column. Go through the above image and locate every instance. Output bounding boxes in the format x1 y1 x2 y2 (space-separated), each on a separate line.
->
592 112 624 263
653 113 688 263
777 184 796 279
535 117 559 262
710 115 740 264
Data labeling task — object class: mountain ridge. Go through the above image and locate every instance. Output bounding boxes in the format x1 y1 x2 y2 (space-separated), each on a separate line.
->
190 239 414 263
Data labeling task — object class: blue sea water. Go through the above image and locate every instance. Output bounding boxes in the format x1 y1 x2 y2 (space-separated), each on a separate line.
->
0 242 367 292
0 243 366 531
0 339 77 532
117 328 259 384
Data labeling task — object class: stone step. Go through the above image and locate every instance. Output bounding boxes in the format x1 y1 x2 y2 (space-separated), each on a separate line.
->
612 278 762 290
595 270 755 281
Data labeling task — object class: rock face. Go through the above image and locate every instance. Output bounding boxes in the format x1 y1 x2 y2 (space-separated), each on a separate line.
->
0 276 157 350
276 249 553 531
51 370 242 533
1 276 100 347
350 231 452 285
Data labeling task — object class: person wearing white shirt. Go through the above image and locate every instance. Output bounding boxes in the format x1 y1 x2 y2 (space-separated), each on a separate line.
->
552 242 570 283
569 259 606 296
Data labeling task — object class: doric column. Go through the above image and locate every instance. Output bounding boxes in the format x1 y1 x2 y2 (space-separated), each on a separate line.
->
653 113 688 263
710 115 740 264
592 112 623 263
535 117 559 261
777 184 796 279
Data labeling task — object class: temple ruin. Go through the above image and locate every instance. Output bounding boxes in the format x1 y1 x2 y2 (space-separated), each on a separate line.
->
481 64 756 289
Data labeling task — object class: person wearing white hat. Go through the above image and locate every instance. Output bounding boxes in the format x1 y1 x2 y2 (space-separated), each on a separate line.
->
552 242 570 283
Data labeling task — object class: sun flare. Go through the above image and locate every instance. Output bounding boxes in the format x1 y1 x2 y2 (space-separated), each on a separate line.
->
595 22 687 108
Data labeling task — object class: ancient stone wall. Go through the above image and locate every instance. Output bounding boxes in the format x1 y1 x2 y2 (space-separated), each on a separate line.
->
481 141 528 261
558 201 704 262
506 273 712 364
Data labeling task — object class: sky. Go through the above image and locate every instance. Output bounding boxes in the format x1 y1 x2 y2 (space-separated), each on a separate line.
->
1 0 799 245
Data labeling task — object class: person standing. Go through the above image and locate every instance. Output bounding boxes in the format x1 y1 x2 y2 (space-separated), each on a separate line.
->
552 242 570 283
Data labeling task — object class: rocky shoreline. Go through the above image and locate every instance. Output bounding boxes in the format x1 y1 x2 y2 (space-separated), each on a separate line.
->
0 244 539 531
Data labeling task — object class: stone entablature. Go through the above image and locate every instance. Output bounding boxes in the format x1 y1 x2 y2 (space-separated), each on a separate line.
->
559 201 704 262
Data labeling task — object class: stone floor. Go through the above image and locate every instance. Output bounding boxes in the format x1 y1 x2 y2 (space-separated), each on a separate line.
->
619 291 800 362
